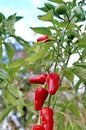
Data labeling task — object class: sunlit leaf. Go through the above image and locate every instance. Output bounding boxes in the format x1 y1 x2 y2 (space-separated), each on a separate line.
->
8 58 25 69
3 89 18 105
26 42 52 63
5 15 16 35
7 84 23 99
75 36 86 48
31 27 52 36
52 19 76 28
38 9 54 21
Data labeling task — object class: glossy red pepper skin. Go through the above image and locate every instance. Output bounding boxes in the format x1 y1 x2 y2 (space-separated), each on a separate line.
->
46 73 60 95
40 107 53 130
29 74 48 84
35 87 48 110
32 125 44 130
37 35 49 42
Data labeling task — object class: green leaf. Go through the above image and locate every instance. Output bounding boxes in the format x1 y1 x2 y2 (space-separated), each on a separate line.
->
71 66 86 83
8 58 25 69
30 27 52 36
0 70 7 80
68 102 80 118
81 49 86 60
73 0 76 6
75 36 86 48
81 92 86 110
25 112 33 127
11 35 30 49
44 3 55 10
52 19 76 28
59 86 71 91
7 13 16 21
56 112 65 130
38 7 49 12
4 42 15 61
66 122 82 130
17 105 24 116
7 84 23 99
73 62 86 68
73 123 82 130
66 122 73 130
3 89 18 105
16 16 23 22
3 84 25 114
74 80 82 92
64 68 74 82
0 12 5 22
38 9 54 21
5 14 16 35
0 44 2 61
26 42 52 63
0 105 15 123
48 0 65 4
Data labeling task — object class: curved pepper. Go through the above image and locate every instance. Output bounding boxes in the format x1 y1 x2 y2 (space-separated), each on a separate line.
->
32 125 44 130
35 87 48 110
29 74 48 84
40 107 53 130
37 35 49 42
46 73 60 95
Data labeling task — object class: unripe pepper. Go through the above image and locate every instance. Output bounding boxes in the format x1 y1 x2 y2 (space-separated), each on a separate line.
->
37 35 49 42
35 87 48 110
55 4 67 15
40 107 53 130
32 125 44 130
29 74 48 84
46 73 60 95
73 6 85 21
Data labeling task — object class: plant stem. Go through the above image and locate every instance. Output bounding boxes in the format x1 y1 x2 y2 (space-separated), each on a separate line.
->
47 94 51 107
52 94 58 109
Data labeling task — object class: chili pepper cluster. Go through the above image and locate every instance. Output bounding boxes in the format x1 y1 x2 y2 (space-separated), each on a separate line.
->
29 72 60 130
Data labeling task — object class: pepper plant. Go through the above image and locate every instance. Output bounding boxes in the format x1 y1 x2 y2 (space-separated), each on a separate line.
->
0 0 86 130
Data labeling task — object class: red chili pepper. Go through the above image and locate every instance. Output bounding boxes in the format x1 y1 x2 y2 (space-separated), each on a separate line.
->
40 107 53 130
35 87 48 110
29 74 48 84
37 35 49 42
46 73 60 95
32 125 44 130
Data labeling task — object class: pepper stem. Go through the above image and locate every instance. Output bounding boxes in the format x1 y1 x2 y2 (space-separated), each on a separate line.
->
37 115 41 125
47 94 52 107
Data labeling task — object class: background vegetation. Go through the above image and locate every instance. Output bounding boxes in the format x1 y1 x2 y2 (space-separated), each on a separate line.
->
0 0 86 129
